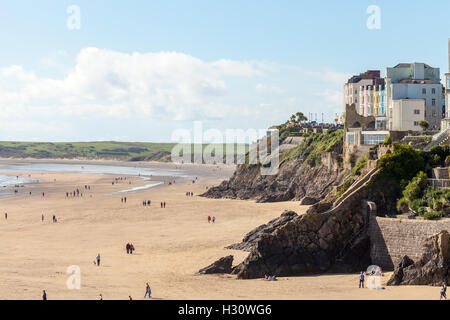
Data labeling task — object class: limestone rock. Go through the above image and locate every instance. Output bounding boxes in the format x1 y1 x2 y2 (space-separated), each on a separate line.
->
199 256 234 274
387 231 450 286
300 196 319 205
201 155 343 203
226 211 298 251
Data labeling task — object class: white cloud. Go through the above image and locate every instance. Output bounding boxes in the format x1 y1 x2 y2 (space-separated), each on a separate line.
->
0 48 349 141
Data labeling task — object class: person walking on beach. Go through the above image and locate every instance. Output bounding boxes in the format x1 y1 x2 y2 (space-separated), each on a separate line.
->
99 293 103 300
5 212 7 220
144 283 152 298
359 272 365 288
96 254 101 266
208 216 211 223
163 202 166 208
160 202 163 208
126 243 130 254
440 283 447 300
212 216 215 223
124 197 127 203
42 214 44 222
42 290 47 300
130 243 135 254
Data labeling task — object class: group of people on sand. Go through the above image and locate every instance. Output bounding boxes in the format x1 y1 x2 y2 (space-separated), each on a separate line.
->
126 243 135 254
160 202 166 208
207 216 216 223
186 192 194 197
66 189 84 197
121 197 127 203
112 177 130 185
143 200 151 206
263 275 278 281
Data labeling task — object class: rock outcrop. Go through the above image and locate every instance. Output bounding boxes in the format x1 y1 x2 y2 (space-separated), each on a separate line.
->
199 256 234 274
232 195 372 279
226 211 298 251
299 196 319 205
201 130 344 203
387 231 450 286
202 160 343 203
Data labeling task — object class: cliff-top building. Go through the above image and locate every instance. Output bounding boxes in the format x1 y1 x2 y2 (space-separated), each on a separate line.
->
441 39 450 131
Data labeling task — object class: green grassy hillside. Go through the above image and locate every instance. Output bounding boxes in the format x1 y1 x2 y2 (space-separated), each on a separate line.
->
0 141 248 162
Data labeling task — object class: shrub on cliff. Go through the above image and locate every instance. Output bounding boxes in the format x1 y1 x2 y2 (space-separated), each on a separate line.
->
423 211 445 220
378 144 425 181
280 129 343 166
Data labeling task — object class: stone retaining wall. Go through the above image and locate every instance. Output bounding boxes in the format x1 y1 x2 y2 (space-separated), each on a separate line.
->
368 215 450 270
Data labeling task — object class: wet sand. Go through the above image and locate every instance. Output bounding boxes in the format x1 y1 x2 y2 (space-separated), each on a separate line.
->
0 161 443 300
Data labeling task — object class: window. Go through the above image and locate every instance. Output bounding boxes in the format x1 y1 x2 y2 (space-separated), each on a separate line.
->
433 110 436 117
414 121 419 126
347 133 355 145
414 109 420 115
432 99 436 106
422 88 426 94
362 134 388 145
355 98 358 103
432 88 436 94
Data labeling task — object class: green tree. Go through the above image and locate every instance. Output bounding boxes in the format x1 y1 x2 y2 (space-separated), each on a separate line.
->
378 144 425 181
419 120 429 131
295 112 308 123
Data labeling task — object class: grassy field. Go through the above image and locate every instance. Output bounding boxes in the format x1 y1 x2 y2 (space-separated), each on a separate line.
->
0 141 248 162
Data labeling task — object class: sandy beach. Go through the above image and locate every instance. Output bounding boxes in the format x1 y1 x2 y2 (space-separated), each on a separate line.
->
0 160 443 300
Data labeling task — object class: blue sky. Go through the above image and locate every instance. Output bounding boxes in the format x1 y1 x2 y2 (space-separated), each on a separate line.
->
0 1 449 142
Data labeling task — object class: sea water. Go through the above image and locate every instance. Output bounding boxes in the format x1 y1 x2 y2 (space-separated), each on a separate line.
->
0 162 190 197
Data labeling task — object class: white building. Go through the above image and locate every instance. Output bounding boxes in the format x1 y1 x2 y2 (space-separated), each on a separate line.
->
441 39 450 131
344 70 383 115
386 62 442 130
390 99 425 131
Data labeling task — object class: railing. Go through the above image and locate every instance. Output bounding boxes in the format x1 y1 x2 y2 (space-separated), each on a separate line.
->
428 179 450 189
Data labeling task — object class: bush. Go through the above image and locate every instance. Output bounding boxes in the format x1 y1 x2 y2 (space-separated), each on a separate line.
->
383 136 392 145
402 171 428 201
378 145 425 182
417 207 427 216
351 153 368 176
410 198 426 212
432 200 444 211
424 211 445 220
396 198 409 213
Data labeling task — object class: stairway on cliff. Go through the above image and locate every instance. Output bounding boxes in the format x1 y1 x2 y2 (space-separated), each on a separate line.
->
424 129 450 151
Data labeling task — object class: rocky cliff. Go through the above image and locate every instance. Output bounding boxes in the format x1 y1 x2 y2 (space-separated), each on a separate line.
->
387 231 449 286
202 130 344 203
230 167 403 279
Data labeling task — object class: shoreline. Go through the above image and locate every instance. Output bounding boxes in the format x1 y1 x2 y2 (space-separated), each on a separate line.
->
0 162 442 300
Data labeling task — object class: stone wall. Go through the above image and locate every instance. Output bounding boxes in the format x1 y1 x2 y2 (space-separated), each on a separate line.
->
369 215 450 270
